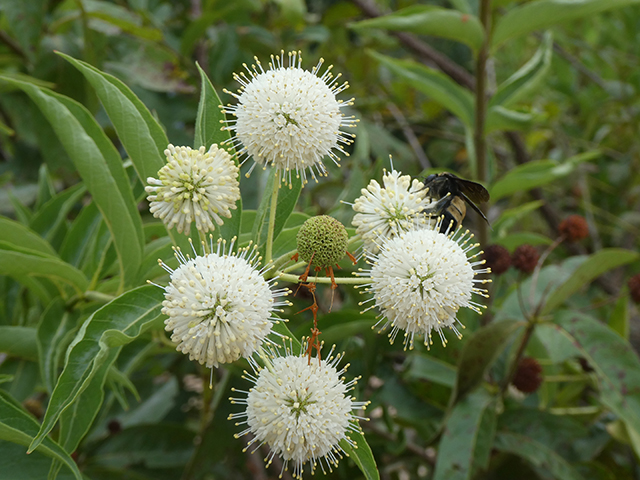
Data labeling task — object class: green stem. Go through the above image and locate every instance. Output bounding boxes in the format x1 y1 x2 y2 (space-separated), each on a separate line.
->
500 319 536 396
265 175 280 265
181 367 216 480
475 0 492 246
276 272 371 285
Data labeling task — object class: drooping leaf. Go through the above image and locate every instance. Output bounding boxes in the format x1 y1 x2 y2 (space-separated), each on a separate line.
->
29 286 165 453
57 52 167 182
0 216 57 256
492 0 640 48
351 5 484 51
433 390 497 480
405 354 457 388
453 321 524 402
494 431 584 480
490 32 553 108
490 151 601 202
0 242 89 295
0 76 145 287
542 249 639 314
0 391 82 480
368 50 474 128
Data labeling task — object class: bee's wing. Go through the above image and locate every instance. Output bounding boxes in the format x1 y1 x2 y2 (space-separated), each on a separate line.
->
460 192 490 225
456 178 490 203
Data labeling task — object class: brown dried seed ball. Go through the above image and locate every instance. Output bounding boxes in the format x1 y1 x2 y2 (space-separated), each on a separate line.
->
297 215 348 269
558 215 589 242
629 273 640 304
512 357 543 394
482 244 511 275
512 244 539 274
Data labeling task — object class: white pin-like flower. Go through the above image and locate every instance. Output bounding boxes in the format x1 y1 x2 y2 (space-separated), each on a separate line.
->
221 50 357 186
229 345 368 479
146 144 240 234
154 238 290 368
358 222 490 350
350 167 436 255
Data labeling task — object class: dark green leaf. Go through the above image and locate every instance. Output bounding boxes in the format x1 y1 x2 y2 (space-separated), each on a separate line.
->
351 5 484 51
342 427 380 480
454 321 524 402
433 390 496 480
542 249 639 314
368 50 474 128
556 311 640 460
29 183 86 248
608 289 629 339
494 431 584 480
0 391 82 480
405 354 456 388
29 286 165 453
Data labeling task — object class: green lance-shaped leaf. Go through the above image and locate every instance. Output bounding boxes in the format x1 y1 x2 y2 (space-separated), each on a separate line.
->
556 311 640 460
57 52 167 182
542 249 640 314
453 320 525 403
28 285 165 453
194 63 242 243
490 32 553 109
489 151 601 202
0 242 89 295
252 169 303 247
492 0 640 49
368 50 474 128
494 431 584 480
0 76 145 287
0 216 57 256
37 299 78 394
195 63 231 151
0 391 83 480
351 5 484 51
433 390 497 480
485 106 535 134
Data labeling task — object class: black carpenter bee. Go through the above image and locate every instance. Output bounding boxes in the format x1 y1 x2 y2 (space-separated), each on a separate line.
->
418 173 490 232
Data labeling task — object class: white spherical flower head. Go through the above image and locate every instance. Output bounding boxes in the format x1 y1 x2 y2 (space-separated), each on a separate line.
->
222 51 357 186
146 144 240 234
156 239 290 367
351 167 437 255
229 346 368 479
360 225 490 350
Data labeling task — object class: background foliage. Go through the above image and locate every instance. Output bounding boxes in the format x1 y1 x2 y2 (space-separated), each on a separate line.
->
1 0 639 479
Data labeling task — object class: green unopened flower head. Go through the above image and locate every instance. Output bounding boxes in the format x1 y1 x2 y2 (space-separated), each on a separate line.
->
297 215 348 269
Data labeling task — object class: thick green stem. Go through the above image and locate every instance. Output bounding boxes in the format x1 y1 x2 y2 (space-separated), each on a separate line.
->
276 272 370 285
265 175 280 265
475 0 492 246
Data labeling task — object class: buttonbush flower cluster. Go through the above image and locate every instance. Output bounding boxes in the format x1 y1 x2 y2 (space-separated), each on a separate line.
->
145 50 490 479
